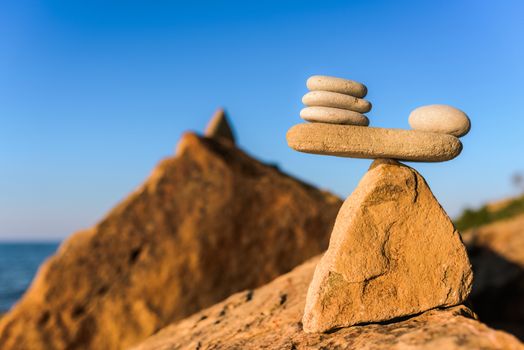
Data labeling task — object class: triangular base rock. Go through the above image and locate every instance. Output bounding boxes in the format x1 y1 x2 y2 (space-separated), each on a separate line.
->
303 159 473 333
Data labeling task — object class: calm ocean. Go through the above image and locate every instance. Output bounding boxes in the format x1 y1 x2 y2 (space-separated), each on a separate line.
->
0 242 59 312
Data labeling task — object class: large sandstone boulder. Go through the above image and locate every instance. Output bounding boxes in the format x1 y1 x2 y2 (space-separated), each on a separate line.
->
464 214 524 340
133 256 523 350
0 118 342 350
303 160 473 332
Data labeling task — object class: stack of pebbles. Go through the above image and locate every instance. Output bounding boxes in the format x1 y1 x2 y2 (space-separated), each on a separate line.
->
301 75 372 126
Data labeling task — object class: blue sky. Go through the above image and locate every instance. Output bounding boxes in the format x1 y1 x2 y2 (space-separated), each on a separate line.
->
1 0 523 240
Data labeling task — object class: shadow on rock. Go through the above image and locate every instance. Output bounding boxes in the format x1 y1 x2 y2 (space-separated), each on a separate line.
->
468 244 524 341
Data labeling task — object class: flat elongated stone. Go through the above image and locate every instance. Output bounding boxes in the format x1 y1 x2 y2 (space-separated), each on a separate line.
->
409 104 471 137
300 107 369 126
302 91 372 113
306 75 367 98
286 123 462 162
302 161 473 332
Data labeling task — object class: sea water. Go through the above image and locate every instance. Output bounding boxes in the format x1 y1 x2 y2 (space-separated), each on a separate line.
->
0 242 59 312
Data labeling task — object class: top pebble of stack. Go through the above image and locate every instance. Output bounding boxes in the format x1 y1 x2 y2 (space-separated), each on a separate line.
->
307 75 368 98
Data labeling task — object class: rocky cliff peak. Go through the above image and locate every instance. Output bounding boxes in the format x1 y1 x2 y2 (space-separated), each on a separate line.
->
204 108 235 143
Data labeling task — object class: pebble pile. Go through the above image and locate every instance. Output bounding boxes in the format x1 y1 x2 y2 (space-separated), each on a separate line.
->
288 75 471 162
301 76 371 126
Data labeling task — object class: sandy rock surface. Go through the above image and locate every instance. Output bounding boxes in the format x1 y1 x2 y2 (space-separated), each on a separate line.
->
133 257 523 350
287 123 463 162
0 130 341 350
303 160 473 332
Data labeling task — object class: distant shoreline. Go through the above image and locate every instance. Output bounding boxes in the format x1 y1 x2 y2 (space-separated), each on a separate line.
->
0 242 59 313
0 240 61 244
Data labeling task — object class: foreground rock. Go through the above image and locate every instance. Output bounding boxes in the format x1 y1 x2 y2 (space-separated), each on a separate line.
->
0 120 342 350
464 213 524 340
133 257 523 350
303 160 473 332
287 123 463 162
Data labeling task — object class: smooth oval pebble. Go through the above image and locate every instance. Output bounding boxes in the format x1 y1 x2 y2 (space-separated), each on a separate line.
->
307 75 367 98
302 91 372 113
300 107 369 126
287 123 462 162
408 104 471 137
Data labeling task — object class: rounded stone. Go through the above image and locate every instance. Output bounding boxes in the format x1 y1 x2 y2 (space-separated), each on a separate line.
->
307 75 368 98
408 105 471 137
300 107 369 126
302 91 372 113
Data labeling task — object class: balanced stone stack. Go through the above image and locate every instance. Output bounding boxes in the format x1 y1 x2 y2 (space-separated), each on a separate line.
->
289 75 471 162
301 75 372 126
287 75 474 334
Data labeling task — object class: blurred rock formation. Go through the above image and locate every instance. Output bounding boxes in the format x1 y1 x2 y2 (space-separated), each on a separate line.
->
0 112 341 350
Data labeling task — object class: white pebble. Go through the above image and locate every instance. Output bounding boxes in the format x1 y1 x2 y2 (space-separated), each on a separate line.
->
408 105 471 137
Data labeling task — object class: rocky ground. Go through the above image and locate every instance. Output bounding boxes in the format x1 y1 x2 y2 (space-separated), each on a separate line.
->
133 257 522 350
